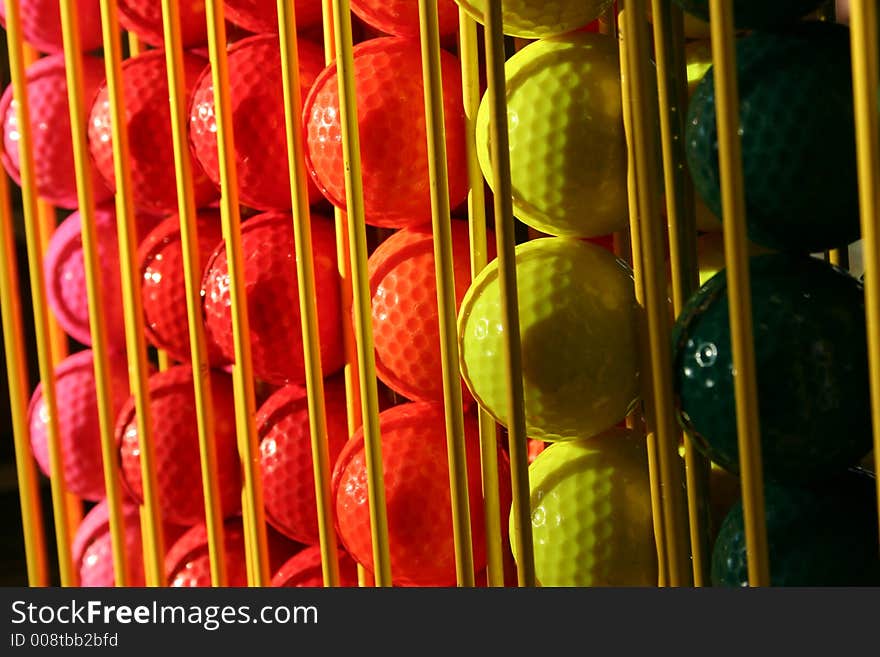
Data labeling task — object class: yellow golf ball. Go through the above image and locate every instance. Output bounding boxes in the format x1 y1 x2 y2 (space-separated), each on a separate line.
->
512 428 658 586
455 0 613 38
476 33 627 238
458 238 640 442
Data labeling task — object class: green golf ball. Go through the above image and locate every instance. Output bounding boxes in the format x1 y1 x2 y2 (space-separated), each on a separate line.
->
686 22 860 253
712 469 880 586
673 253 872 484
673 0 823 29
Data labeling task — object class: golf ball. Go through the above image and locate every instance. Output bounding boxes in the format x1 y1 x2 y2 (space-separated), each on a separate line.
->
476 33 628 238
459 237 640 442
515 427 658 586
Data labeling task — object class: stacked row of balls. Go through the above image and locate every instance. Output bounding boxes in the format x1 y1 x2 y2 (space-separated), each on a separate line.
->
6 0 877 588
4 0 521 588
673 0 880 585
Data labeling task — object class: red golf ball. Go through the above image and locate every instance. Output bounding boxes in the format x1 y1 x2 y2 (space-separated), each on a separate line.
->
350 0 460 38
224 0 324 34
201 212 344 386
28 350 130 501
89 50 217 216
258 374 350 545
138 211 226 366
165 518 303 587
1 53 112 209
73 499 186 587
332 401 512 587
271 545 359 587
0 0 104 54
190 34 325 212
304 36 468 228
117 0 207 48
45 204 161 350
116 365 241 526
369 220 493 405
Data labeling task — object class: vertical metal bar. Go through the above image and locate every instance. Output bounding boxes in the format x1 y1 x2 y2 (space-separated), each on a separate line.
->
21 43 81 535
94 0 166 587
483 0 536 587
127 31 142 57
6 0 73 587
621 0 691 586
328 0 393 587
276 0 341 588
848 0 880 548
160 0 228 588
0 160 49 587
617 7 669 587
707 0 770 586
650 0 711 586
203 0 271 587
418 0 476 587
459 7 504 588
320 0 374 588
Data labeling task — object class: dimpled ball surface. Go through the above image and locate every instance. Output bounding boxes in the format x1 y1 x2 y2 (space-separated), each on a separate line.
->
117 0 206 47
0 0 104 54
116 366 242 526
672 0 823 29
258 375 350 545
45 205 162 351
454 0 613 38
687 23 859 253
224 0 324 33
304 37 468 228
515 428 657 586
271 546 360 587
28 350 130 501
333 402 512 586
44 206 123 350
369 221 493 404
459 238 640 442
166 519 303 587
190 34 325 212
1 54 112 209
89 50 217 216
712 470 880 586
202 212 344 386
73 500 187 587
673 254 872 483
138 211 226 366
350 0 460 37
476 33 627 238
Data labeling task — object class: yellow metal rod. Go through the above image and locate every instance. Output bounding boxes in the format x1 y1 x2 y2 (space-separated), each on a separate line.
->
21 43 83 542
22 45 70 373
708 0 770 586
848 0 880 549
203 0 271 587
483 0 536 587
6 0 76 587
160 0 228 588
650 0 711 586
320 0 372 589
0 156 49 587
418 0 475 588
617 14 669 588
157 350 170 371
127 31 142 57
276 0 341 588
459 7 504 588
96 0 166 587
621 0 691 586
329 0 393 587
